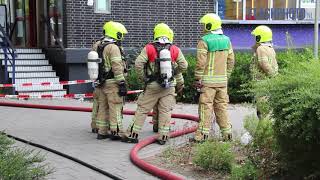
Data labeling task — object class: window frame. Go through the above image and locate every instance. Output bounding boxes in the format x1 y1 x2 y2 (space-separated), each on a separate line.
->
215 0 317 24
94 0 111 14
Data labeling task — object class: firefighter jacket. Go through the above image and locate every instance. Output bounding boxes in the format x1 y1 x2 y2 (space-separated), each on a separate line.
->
92 39 126 85
195 33 235 87
135 44 188 88
251 43 278 80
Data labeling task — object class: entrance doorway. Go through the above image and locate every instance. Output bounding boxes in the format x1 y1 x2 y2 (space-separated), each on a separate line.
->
11 0 37 47
0 0 64 48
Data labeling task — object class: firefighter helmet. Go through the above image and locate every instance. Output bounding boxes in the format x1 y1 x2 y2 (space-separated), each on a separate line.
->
199 13 222 31
103 21 128 41
251 25 273 43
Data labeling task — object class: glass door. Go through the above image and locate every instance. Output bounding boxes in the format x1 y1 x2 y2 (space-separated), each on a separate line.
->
48 0 63 47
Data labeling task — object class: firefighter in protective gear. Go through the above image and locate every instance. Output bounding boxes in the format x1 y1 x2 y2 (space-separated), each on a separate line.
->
90 39 109 138
251 25 278 119
93 21 128 140
122 23 188 145
192 13 235 142
87 50 100 133
151 29 184 133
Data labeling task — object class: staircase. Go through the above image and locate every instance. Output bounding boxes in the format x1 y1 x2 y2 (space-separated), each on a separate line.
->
0 48 67 97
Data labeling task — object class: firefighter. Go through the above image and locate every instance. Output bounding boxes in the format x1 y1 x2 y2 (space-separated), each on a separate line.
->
122 23 188 145
92 21 128 140
251 25 278 119
151 29 184 133
192 13 235 142
89 39 107 135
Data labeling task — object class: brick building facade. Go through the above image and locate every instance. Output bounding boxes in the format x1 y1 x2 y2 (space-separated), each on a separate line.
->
64 0 215 48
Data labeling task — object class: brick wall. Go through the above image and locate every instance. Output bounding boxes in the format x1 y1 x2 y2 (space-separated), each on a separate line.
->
64 0 215 48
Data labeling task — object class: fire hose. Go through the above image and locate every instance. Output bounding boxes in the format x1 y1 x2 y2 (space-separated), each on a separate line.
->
0 101 199 180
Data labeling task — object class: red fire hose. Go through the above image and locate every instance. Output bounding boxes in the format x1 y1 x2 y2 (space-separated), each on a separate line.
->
0 101 199 180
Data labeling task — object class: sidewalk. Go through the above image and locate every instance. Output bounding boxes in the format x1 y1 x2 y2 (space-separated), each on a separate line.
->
0 99 255 179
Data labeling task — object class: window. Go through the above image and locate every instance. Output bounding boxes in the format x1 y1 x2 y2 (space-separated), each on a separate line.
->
218 0 243 20
94 0 110 14
216 0 317 21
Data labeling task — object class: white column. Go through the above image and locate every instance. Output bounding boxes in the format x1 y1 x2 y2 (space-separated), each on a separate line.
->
243 0 246 20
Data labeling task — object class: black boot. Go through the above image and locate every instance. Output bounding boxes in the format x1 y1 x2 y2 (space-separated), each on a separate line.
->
97 134 110 140
189 134 208 143
153 123 158 133
121 132 139 143
92 128 98 133
156 135 168 145
110 131 122 141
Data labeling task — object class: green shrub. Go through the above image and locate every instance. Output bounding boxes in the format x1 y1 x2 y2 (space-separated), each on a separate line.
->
126 48 313 103
253 60 320 178
231 160 259 180
228 52 253 103
193 140 234 172
176 55 198 103
242 115 281 177
0 134 52 180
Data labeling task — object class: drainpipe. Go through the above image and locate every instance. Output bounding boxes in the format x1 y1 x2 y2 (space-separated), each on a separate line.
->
315 0 319 60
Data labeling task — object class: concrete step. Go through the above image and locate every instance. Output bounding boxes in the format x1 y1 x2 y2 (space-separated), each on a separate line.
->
9 71 56 78
7 66 53 72
0 49 42 54
15 84 64 92
0 53 46 59
3 59 49 65
18 90 67 97
15 77 60 84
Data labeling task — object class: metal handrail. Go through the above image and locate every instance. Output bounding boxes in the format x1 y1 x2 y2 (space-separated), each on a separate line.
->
0 23 16 85
41 15 64 49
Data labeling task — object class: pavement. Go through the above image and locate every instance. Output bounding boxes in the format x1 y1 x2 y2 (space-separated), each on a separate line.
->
0 99 255 180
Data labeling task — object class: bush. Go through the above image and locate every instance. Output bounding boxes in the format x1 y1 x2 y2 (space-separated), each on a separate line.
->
193 140 234 172
247 118 281 177
126 48 313 103
231 160 259 180
0 134 52 180
253 60 320 178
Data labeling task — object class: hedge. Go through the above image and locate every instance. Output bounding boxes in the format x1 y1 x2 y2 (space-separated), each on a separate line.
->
253 59 320 178
127 48 313 103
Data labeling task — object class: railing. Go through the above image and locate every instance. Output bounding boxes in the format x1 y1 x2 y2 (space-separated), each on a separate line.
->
0 23 16 85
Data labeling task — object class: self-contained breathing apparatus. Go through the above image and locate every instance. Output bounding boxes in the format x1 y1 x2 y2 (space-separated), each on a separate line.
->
145 43 178 88
94 39 127 87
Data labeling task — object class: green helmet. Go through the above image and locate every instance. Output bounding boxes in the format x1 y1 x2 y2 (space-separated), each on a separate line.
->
199 13 222 31
103 21 128 41
251 25 273 43
154 23 172 41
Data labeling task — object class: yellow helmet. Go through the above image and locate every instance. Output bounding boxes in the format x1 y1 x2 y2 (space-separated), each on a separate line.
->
103 21 128 41
168 28 174 42
199 13 222 31
153 23 172 41
251 25 273 43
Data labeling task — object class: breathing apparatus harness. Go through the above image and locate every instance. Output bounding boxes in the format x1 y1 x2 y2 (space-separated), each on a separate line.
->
96 38 127 86
145 42 179 88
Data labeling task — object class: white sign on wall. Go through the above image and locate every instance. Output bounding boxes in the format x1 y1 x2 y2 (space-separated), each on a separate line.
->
301 0 316 8
87 0 94 6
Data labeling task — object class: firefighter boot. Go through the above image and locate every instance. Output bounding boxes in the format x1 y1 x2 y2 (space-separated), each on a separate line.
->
153 121 159 133
97 133 110 140
110 131 122 141
121 132 139 143
189 134 209 143
92 128 98 133
156 135 169 145
222 132 232 142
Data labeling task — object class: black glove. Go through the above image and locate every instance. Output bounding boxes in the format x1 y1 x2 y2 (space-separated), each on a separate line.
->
118 81 127 97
